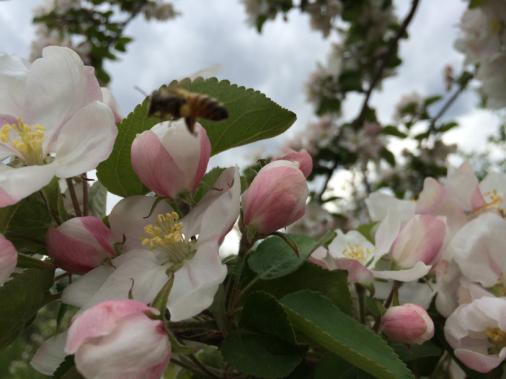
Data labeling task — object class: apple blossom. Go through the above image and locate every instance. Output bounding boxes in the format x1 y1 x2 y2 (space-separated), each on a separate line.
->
66 299 170 379
0 234 17 285
46 216 115 274
309 230 375 284
101 88 122 124
131 120 211 199
274 148 313 177
62 168 241 321
445 297 506 373
242 160 308 235
0 46 116 207
452 212 506 289
381 304 434 345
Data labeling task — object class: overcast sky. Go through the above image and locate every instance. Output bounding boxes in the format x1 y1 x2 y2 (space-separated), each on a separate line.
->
0 0 500 166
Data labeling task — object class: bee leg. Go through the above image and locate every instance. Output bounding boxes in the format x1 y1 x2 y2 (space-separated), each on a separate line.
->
184 116 197 135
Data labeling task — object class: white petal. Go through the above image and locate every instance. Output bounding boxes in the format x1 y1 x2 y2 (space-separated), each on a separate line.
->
62 265 114 308
0 52 28 116
52 101 116 178
82 251 167 309
169 241 226 321
374 210 401 257
30 332 67 376
109 196 172 252
365 191 415 222
183 167 240 242
372 262 432 282
0 163 56 207
24 47 98 133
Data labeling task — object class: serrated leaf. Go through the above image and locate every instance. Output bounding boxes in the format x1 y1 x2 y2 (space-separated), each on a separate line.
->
221 331 304 378
96 99 153 197
314 354 375 379
248 234 319 280
88 181 108 218
280 290 414 379
240 292 297 344
0 268 54 350
0 193 52 254
177 77 296 154
246 263 352 315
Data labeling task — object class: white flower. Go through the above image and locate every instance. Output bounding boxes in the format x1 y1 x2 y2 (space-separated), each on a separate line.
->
0 47 116 206
62 168 241 322
445 297 506 373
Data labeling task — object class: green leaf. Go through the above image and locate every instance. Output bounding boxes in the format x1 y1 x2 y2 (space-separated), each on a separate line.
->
246 263 352 315
0 193 52 254
240 292 297 344
221 331 304 378
248 234 319 280
392 341 442 362
280 291 414 379
0 268 54 350
53 356 85 379
380 147 396 167
193 167 225 203
423 95 442 107
438 121 458 133
96 99 153 197
356 223 376 243
314 354 375 379
177 77 296 155
382 126 408 138
88 181 108 218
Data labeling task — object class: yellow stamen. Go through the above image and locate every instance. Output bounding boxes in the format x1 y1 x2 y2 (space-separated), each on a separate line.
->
474 189 506 217
486 327 506 349
0 119 45 165
142 211 184 249
342 244 372 265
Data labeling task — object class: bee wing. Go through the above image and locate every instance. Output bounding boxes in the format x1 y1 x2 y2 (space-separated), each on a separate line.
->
186 64 222 80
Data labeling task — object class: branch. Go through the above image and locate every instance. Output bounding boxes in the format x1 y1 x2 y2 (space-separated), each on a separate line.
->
355 0 421 126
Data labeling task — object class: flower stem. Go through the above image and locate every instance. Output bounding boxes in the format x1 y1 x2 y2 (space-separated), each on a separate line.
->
66 178 82 217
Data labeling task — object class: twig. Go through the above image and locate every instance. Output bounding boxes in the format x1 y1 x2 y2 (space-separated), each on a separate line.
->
354 0 421 127
66 178 82 216
317 160 339 202
188 354 221 379
427 84 467 135
81 174 89 216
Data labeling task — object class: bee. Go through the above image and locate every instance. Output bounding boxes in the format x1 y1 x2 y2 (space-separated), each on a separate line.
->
148 86 228 134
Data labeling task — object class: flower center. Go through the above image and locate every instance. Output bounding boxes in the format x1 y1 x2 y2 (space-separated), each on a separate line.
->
486 327 506 351
142 212 196 268
342 243 372 265
0 119 46 165
480 189 506 217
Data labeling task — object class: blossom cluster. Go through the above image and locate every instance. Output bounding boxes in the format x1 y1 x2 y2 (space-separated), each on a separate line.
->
0 47 311 378
311 161 506 374
455 0 506 108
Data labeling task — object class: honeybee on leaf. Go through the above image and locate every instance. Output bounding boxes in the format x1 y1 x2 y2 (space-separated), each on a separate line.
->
148 85 228 134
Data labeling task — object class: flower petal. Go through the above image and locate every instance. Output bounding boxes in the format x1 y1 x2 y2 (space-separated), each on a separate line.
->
52 101 116 178
372 261 432 282
24 47 100 136
169 240 226 321
61 265 114 308
109 196 172 252
30 332 67 375
0 52 28 116
0 234 17 285
0 163 56 207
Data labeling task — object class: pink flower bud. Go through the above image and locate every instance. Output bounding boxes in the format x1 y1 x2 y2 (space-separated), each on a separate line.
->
46 216 114 274
66 300 170 379
275 149 313 177
0 235 17 285
381 304 434 345
391 215 447 268
131 120 211 199
242 160 308 235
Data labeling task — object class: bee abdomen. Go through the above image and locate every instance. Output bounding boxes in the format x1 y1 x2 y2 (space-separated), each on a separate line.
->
188 96 228 121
